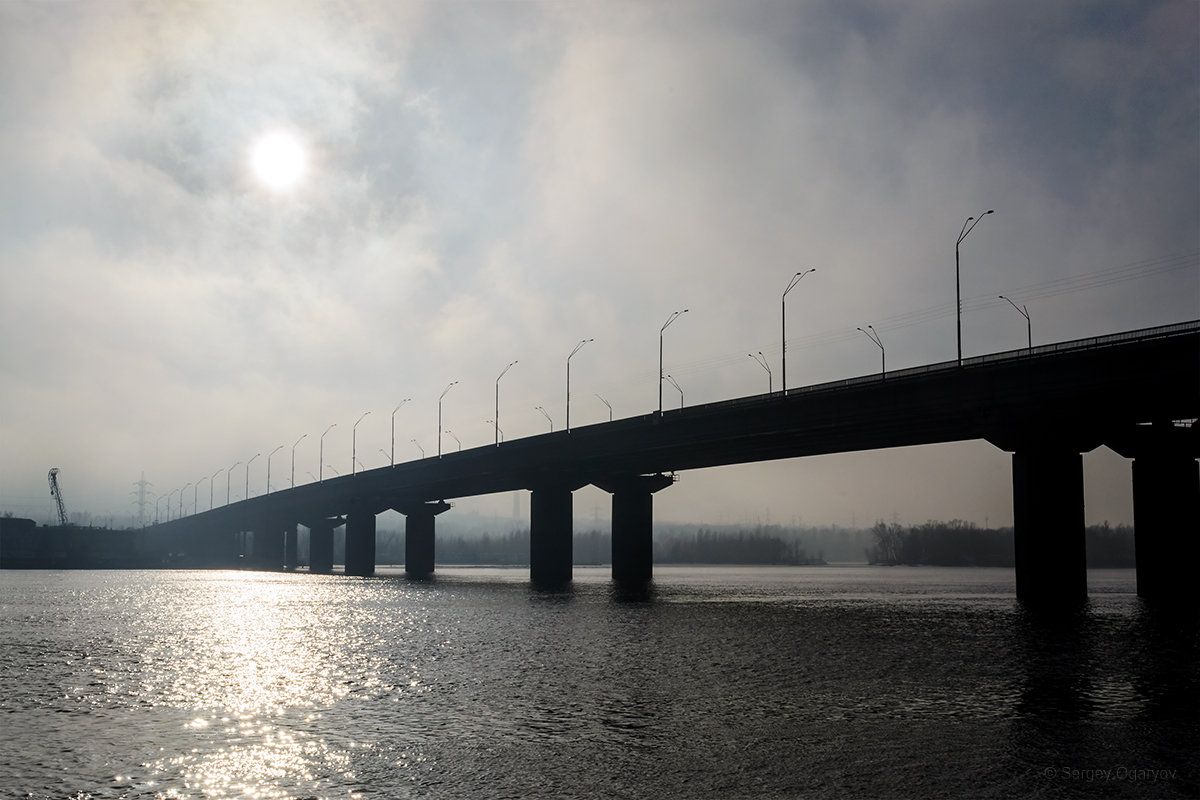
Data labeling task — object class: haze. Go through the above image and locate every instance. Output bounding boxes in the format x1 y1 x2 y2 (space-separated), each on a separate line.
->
1 1 1196 529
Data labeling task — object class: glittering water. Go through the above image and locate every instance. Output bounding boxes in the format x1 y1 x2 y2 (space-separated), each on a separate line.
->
1 567 1195 799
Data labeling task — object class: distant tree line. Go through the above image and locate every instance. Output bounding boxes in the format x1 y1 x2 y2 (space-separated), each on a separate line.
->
368 526 830 566
654 528 823 565
866 520 1135 567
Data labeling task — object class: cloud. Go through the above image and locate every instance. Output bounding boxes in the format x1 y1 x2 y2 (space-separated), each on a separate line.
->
0 0 1194 526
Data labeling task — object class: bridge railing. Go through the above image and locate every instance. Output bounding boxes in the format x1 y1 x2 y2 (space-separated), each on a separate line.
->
680 319 1200 417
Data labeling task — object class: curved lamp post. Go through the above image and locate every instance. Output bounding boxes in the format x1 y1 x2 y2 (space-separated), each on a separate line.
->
209 468 221 511
166 488 179 521
956 210 994 365
225 461 241 505
319 424 336 482
445 430 461 452
266 445 283 494
782 269 815 392
194 477 207 516
352 411 371 475
178 483 190 519
291 434 307 488
438 381 458 457
749 351 772 394
665 374 684 409
486 420 504 442
536 405 554 432
857 325 885 379
659 309 688 413
998 295 1031 351
390 399 410 466
245 453 260 500
495 362 517 446
595 393 612 422
566 339 592 432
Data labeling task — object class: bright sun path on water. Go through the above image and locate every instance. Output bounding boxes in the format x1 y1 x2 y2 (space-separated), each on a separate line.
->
250 131 307 192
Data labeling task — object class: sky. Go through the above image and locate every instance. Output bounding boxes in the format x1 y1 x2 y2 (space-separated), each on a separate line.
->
1 0 1197 530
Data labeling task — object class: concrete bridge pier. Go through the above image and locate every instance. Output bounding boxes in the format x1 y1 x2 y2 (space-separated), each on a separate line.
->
307 520 337 574
283 523 299 570
1010 443 1088 608
253 520 286 570
345 508 377 577
597 473 676 584
530 486 576 587
1108 423 1199 602
396 501 451 579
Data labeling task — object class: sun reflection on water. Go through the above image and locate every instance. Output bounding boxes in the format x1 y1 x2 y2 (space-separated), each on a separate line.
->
125 571 425 797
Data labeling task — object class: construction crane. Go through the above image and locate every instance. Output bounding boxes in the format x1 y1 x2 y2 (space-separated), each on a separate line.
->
47 467 69 527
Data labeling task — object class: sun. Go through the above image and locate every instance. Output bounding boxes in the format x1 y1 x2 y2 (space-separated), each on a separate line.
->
250 131 308 192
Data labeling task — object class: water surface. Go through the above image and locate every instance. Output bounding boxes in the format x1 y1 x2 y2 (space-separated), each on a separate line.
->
1 566 1194 798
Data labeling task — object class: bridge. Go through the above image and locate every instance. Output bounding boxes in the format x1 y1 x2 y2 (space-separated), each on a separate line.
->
151 321 1199 607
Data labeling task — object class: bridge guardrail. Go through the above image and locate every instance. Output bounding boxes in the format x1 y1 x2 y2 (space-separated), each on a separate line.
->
674 320 1200 418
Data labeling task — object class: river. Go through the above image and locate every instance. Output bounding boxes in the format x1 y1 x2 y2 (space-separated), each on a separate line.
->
0 566 1195 798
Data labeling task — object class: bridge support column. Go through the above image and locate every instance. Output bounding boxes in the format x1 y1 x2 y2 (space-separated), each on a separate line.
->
345 509 377 577
308 521 336 574
1011 445 1087 607
283 523 299 570
1108 424 1199 603
597 473 676 584
530 487 574 587
396 501 451 579
253 521 285 571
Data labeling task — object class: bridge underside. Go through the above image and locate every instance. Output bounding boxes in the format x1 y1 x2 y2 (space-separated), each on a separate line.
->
141 324 1198 608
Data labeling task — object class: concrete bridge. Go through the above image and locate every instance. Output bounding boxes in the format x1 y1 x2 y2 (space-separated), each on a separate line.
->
150 321 1199 607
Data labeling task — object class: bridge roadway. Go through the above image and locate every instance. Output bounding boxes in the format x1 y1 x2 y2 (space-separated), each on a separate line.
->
154 321 1199 607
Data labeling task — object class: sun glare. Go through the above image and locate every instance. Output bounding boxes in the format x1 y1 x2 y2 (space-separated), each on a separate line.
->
250 131 308 192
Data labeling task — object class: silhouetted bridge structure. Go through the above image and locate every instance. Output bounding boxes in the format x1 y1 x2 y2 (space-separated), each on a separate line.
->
152 321 1198 607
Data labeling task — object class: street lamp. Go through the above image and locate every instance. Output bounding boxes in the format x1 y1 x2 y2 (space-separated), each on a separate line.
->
566 339 592 432
486 420 504 442
445 430 461 452
390 399 411 466
595 393 612 422
999 295 1031 351
319 424 336 481
956 210 994 365
749 351 772 394
438 381 458 457
411 439 424 458
266 445 283 494
226 461 241 505
782 269 815 393
245 453 260 499
666 375 684 409
167 488 179 521
209 468 221 510
194 477 207 515
857 325 885 378
291 434 307 488
495 361 517 447
659 309 688 413
155 495 165 524
536 405 554 432
352 411 371 475
178 483 190 519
